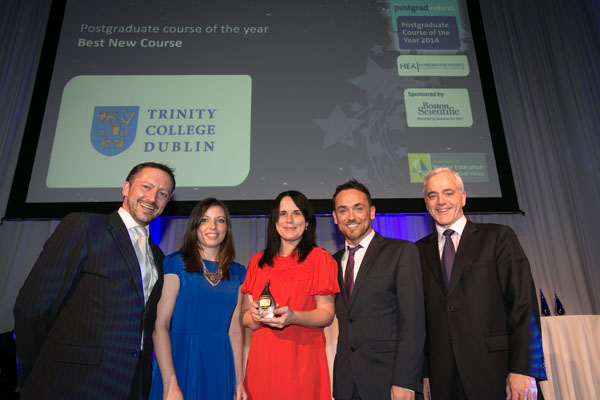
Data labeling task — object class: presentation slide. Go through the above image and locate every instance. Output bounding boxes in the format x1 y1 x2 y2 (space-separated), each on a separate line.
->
8 0 517 216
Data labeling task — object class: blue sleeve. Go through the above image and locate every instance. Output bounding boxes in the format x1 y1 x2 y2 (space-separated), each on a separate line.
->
232 262 246 286
163 252 184 276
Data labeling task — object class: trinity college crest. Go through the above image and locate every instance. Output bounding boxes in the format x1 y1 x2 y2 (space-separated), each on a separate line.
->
90 106 139 156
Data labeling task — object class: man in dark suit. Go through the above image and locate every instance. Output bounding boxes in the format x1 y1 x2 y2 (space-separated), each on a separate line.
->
416 168 546 400
332 180 425 400
13 162 175 399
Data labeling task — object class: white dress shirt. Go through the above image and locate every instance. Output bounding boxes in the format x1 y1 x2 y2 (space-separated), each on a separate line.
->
436 215 467 259
341 229 376 286
118 207 158 302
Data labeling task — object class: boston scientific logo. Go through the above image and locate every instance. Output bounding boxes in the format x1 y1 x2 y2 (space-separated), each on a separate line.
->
90 106 139 156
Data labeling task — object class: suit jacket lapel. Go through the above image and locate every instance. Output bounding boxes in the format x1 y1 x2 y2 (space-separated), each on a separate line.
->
423 232 448 295
447 220 477 296
349 232 383 307
145 240 164 312
333 250 350 310
149 240 163 276
108 211 144 302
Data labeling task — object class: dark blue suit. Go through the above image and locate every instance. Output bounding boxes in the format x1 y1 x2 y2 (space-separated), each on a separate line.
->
13 211 164 399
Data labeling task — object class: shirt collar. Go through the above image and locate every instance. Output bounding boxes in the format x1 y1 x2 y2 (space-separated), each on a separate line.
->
435 215 467 240
118 207 147 233
346 229 376 251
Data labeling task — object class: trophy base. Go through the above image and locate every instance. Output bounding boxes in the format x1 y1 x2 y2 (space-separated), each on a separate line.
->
260 306 275 319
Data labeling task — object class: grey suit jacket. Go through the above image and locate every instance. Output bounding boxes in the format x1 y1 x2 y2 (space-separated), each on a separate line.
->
333 232 425 399
13 211 164 400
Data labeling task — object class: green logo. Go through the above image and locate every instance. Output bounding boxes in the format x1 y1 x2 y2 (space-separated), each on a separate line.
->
408 153 432 182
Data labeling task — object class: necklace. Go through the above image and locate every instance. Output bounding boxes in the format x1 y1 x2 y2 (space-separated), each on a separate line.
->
201 259 222 286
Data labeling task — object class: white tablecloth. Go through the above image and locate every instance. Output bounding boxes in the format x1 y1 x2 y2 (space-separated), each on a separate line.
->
540 315 600 400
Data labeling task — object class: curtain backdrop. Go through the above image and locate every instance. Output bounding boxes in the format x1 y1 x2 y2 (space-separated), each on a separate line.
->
1 0 599 341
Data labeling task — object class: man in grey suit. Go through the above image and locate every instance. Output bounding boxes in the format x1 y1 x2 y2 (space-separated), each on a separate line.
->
332 180 425 400
13 162 175 399
416 168 546 400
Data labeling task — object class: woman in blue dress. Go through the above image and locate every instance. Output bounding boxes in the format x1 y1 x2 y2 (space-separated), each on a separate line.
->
149 198 247 399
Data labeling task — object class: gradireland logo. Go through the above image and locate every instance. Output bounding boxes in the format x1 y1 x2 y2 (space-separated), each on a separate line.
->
90 106 139 156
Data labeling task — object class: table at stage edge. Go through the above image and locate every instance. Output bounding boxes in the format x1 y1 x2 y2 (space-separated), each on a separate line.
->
539 315 600 400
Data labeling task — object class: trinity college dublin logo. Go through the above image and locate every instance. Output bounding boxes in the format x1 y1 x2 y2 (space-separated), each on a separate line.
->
90 106 139 156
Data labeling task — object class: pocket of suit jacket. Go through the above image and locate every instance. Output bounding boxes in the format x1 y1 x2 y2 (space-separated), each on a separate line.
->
50 341 103 365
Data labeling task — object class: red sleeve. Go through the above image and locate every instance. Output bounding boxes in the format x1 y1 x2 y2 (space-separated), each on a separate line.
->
309 247 340 296
241 252 262 295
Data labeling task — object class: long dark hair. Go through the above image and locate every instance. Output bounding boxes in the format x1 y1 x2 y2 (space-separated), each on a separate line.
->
258 190 316 267
181 198 235 279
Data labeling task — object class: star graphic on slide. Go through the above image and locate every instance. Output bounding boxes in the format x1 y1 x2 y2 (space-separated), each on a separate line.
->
349 57 398 99
367 140 386 159
371 44 384 55
314 105 363 148
348 167 371 184
395 146 408 158
348 100 363 114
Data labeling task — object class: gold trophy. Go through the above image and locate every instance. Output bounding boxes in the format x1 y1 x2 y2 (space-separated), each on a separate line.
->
258 280 276 318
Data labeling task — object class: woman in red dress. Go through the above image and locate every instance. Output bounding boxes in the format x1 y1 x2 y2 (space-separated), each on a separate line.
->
241 190 339 399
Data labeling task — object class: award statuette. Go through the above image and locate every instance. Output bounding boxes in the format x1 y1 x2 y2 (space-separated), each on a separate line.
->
258 280 276 318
